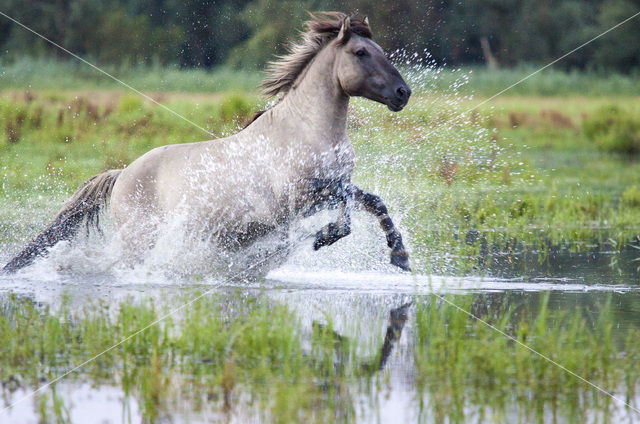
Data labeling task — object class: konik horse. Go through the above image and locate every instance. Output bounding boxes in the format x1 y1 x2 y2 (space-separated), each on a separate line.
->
3 12 411 274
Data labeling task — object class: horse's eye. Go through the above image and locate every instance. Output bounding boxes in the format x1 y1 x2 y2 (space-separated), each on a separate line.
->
355 49 367 57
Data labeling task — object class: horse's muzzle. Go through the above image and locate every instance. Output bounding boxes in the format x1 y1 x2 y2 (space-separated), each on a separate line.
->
386 83 411 111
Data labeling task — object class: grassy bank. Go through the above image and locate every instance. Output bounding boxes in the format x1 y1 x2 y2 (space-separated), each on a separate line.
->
425 66 640 97
351 92 640 274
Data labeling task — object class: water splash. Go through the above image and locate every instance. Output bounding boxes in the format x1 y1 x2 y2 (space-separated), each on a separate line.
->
1 52 520 283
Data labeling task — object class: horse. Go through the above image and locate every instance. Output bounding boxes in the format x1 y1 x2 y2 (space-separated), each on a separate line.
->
3 12 412 274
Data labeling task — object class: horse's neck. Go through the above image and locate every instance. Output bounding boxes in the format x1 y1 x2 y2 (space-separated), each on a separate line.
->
255 46 349 148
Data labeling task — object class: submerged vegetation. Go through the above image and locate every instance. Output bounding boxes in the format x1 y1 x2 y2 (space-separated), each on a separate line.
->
1 291 639 422
0 292 361 423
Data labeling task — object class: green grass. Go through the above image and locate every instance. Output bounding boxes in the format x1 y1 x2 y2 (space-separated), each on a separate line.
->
1 291 639 422
348 93 640 274
0 292 368 423
426 66 640 97
0 57 263 92
414 292 640 422
3 57 640 97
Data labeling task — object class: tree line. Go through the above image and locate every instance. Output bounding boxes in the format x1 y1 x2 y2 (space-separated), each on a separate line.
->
1 0 639 72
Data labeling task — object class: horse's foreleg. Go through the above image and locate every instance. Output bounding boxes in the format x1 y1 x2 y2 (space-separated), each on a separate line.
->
312 202 352 250
353 186 410 271
378 302 411 369
307 178 353 250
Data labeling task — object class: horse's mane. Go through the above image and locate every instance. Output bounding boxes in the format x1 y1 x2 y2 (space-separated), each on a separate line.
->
260 12 372 97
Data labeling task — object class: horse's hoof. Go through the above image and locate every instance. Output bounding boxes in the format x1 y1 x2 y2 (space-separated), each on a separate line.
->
390 252 411 272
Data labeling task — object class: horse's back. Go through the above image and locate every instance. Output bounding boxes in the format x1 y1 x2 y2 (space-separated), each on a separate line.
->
109 135 283 236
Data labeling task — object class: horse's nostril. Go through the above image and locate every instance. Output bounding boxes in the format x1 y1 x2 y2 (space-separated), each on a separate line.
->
396 86 410 100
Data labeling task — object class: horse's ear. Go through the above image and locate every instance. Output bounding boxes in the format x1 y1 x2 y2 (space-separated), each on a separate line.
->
337 15 351 44
364 16 370 28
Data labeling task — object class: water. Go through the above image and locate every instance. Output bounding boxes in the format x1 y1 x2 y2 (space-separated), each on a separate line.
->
2 56 640 422
2 238 640 423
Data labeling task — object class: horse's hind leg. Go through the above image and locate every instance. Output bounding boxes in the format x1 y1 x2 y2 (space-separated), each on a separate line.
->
353 186 410 271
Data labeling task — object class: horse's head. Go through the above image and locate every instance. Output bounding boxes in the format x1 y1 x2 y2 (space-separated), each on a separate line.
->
333 16 411 112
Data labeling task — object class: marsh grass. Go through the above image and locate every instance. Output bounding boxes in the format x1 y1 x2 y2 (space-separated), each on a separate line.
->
1 292 639 422
349 94 640 274
583 105 640 154
414 292 640 422
0 292 375 423
425 66 640 97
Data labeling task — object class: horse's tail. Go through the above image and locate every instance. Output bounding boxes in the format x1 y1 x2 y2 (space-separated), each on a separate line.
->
2 169 122 273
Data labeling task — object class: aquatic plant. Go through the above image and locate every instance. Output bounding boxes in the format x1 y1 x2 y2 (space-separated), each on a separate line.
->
413 292 640 422
1 291 639 422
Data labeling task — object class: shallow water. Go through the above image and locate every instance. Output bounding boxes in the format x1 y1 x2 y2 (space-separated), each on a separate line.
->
2 235 640 423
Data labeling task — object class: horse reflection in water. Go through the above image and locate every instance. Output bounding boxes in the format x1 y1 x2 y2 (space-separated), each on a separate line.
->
313 302 411 372
4 12 411 274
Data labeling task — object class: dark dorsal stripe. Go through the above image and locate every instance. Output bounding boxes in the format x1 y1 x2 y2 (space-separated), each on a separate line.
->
242 110 266 129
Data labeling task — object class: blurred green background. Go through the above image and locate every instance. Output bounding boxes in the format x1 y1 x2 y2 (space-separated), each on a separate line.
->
1 0 639 73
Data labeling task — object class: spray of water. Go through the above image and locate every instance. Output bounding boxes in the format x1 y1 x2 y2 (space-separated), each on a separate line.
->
0 49 517 284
